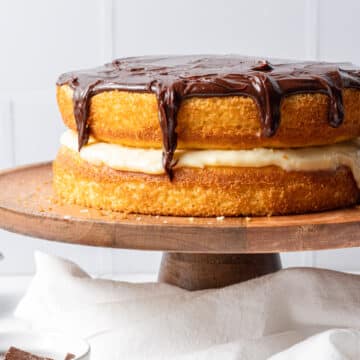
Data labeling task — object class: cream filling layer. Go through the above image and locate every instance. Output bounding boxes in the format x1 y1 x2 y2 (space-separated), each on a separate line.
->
60 130 360 186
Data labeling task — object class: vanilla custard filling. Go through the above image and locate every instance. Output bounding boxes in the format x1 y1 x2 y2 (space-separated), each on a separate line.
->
61 130 360 186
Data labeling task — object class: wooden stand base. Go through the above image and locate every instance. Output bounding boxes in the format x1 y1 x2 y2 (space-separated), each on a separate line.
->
158 253 282 290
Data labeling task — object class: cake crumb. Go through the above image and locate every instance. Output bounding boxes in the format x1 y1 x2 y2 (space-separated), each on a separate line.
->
216 216 225 221
245 217 252 222
163 220 168 224
136 216 142 221
100 210 112 217
63 215 71 220
188 217 194 222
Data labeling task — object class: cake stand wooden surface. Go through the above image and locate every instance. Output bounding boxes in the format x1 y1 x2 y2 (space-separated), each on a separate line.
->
1 162 360 290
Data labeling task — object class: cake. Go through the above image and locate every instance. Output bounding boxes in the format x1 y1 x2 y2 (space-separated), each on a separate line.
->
53 55 360 216
3 347 75 360
4 347 51 360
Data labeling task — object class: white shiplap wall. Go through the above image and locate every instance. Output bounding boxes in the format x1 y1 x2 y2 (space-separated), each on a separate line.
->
0 0 360 275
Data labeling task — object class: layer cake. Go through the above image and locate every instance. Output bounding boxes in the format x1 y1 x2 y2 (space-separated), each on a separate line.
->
53 55 360 216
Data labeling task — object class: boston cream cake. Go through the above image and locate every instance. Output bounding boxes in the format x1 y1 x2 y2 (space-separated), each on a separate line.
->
54 55 360 216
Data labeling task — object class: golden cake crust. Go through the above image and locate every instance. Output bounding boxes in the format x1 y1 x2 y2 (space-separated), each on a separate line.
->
57 85 360 150
53 146 360 216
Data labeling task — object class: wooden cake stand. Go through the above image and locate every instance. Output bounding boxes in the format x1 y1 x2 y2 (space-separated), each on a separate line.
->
1 162 360 290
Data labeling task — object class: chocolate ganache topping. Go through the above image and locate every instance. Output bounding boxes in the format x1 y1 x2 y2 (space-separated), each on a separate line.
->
57 55 360 179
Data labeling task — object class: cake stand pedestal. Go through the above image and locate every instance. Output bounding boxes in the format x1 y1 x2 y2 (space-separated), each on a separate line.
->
1 162 360 290
158 253 281 289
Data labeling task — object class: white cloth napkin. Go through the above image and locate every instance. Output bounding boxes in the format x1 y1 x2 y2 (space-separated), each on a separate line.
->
15 252 360 359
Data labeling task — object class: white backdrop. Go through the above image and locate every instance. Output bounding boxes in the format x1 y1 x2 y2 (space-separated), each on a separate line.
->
0 0 360 275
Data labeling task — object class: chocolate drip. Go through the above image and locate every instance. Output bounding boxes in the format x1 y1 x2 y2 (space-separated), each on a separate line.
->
57 55 360 178
71 77 100 150
154 83 181 179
